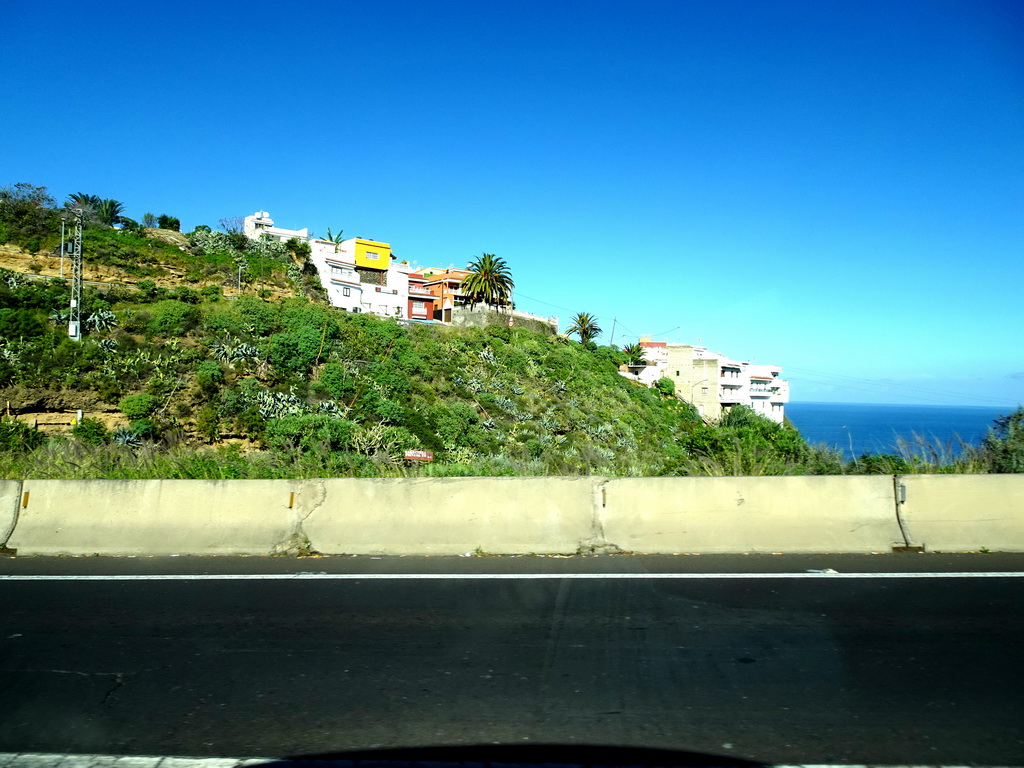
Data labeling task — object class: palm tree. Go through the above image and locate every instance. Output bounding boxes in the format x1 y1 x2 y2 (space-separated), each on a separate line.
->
622 342 646 366
325 226 344 252
67 192 101 209
462 253 514 309
567 312 602 345
95 198 126 227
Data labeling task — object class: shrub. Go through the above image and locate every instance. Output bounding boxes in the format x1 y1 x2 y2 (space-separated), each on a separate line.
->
200 284 222 302
655 377 676 397
135 280 159 302
0 183 58 252
268 327 328 373
0 307 47 338
130 418 160 441
72 417 109 445
235 295 281 336
157 214 180 231
194 406 220 443
0 418 45 452
172 286 201 304
317 362 358 403
265 415 358 452
983 406 1024 473
146 300 200 337
195 360 224 394
118 392 159 420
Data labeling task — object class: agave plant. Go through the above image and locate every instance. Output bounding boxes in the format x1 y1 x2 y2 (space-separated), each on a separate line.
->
316 400 345 418
111 428 142 448
0 339 22 365
86 309 117 333
251 389 306 420
494 395 516 413
1 268 26 290
232 343 259 364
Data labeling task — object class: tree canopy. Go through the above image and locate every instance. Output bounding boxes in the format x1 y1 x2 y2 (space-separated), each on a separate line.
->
462 253 514 308
567 312 602 345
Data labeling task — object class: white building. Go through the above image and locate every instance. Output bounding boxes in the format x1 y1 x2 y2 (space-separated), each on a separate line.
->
306 236 411 318
308 238 365 314
243 211 309 242
625 337 790 423
243 212 415 320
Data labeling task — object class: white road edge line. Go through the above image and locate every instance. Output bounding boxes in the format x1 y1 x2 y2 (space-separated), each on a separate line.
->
1 571 1023 581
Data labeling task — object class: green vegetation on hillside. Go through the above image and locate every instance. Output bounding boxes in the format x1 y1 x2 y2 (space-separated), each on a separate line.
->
1 181 1021 479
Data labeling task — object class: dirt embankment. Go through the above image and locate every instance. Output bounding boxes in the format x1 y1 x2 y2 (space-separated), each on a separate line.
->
1 387 128 434
0 237 295 301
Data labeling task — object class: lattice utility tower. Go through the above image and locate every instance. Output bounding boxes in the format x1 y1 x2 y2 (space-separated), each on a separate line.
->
67 207 84 341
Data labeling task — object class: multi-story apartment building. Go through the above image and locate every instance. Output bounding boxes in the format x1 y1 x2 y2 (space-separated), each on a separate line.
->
308 237 364 313
632 338 790 423
413 267 472 322
243 212 425 320
406 272 439 321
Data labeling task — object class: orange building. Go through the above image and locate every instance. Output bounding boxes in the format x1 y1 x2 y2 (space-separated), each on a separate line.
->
413 267 472 322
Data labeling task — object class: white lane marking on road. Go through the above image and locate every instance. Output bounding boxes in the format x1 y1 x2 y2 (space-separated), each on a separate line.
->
1 571 1023 581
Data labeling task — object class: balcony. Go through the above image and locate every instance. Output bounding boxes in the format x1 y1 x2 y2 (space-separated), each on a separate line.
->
409 285 434 297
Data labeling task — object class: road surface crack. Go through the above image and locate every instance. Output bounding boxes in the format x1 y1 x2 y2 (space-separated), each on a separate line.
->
101 672 125 705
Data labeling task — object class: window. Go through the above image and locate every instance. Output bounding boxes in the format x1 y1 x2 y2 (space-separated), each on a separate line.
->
364 251 380 260
413 301 427 315
342 287 351 297
702 387 709 395
330 265 345 275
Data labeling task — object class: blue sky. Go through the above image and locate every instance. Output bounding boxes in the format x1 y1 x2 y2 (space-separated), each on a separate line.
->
3 0 1022 406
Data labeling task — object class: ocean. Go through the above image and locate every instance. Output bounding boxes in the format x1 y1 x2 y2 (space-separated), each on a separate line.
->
786 402 1014 460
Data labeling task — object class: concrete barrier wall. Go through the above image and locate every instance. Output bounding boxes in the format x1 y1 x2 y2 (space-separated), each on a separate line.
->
7 479 303 556
0 480 22 548
600 476 903 553
3 475 1023 556
303 477 598 555
900 474 1024 552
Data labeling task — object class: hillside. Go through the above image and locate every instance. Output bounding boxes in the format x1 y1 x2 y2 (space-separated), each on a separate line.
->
0 254 846 479
9 183 1014 478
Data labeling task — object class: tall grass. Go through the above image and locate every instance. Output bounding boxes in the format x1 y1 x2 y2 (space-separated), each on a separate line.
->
0 431 1003 480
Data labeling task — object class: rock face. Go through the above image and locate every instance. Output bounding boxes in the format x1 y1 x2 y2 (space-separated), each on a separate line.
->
0 386 115 414
143 227 191 248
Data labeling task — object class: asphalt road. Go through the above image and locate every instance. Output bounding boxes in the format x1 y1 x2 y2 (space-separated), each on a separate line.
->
2 554 1023 766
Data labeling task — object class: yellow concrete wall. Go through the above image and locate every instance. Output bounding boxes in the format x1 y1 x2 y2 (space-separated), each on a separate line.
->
900 474 1024 552
353 239 391 270
303 477 598 555
7 479 303 556
5 475 1023 557
1 480 21 547
599 476 902 553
